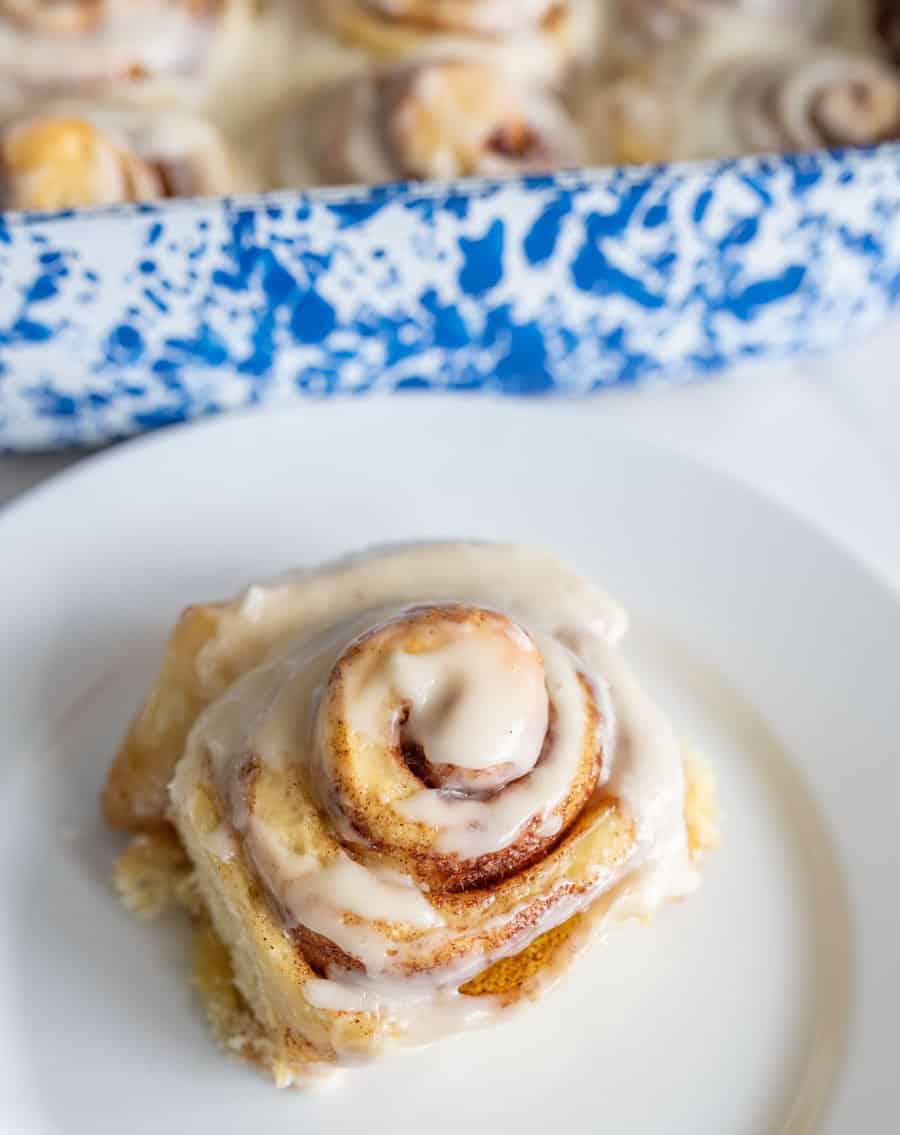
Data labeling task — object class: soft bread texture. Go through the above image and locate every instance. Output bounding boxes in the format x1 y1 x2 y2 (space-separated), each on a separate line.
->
1 99 259 221
113 755 718 1084
103 603 226 831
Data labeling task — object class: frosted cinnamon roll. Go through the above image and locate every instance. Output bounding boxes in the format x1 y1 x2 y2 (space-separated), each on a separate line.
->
274 59 584 188
588 34 900 164
317 0 594 85
0 102 251 210
0 0 219 104
105 543 719 1086
1 0 102 34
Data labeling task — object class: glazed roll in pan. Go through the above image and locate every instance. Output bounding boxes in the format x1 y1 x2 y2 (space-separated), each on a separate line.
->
0 101 251 208
274 59 584 187
590 30 900 165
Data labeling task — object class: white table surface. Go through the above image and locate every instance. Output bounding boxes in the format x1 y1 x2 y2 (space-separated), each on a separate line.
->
3 322 899 593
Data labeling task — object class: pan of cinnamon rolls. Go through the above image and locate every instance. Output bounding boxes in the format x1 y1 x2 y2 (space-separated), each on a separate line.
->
1 1 900 210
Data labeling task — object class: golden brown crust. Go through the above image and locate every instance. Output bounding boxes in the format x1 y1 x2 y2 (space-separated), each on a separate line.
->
0 0 103 36
192 914 326 1084
1 115 164 211
102 603 226 832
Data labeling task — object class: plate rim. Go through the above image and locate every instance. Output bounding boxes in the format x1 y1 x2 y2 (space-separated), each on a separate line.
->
1 398 897 607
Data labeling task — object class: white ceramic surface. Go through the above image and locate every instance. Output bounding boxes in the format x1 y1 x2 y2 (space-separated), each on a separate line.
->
0 400 896 1134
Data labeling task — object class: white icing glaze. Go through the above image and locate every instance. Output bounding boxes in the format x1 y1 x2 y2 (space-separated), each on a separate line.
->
202 822 236 863
391 629 602 856
192 543 628 698
566 627 698 906
299 872 640 1040
247 818 445 972
171 542 696 1051
590 12 900 165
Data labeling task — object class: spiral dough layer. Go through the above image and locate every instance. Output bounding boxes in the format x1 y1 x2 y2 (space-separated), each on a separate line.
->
170 544 698 1047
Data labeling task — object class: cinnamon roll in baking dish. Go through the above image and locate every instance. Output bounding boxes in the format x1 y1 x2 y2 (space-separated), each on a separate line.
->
273 59 584 187
0 0 219 103
0 102 250 209
587 29 900 165
317 0 595 85
615 0 829 50
105 543 719 1086
873 0 900 67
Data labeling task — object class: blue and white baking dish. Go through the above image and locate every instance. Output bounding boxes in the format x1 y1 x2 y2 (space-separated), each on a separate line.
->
2 142 900 450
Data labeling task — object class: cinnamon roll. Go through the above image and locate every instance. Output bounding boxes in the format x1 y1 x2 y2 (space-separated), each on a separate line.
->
317 0 594 85
0 0 219 103
1 0 102 34
274 59 584 188
0 102 252 209
587 30 900 164
105 543 719 1085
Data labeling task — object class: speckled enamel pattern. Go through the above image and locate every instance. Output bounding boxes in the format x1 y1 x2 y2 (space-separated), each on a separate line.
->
2 145 900 449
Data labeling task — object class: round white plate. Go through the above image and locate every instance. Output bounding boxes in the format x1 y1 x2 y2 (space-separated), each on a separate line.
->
0 401 895 1135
